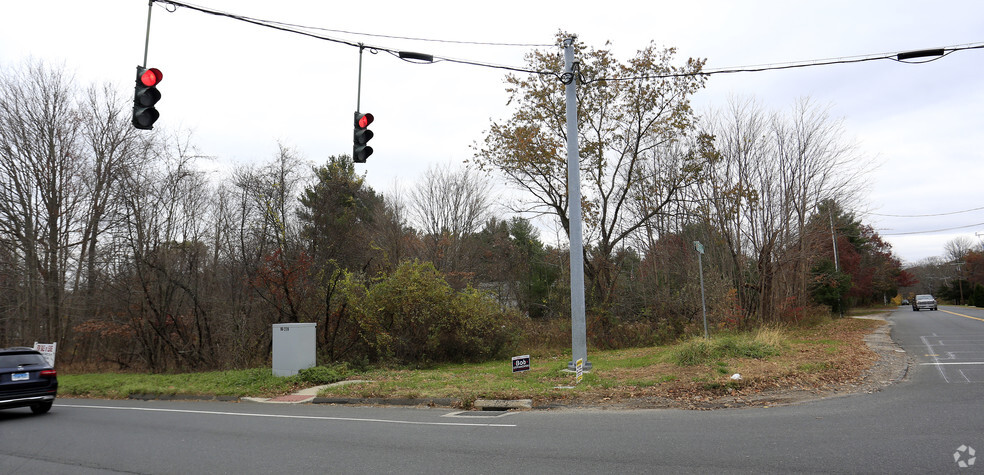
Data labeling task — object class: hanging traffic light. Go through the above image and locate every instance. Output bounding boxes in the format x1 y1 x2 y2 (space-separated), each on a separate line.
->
353 111 374 163
132 66 163 130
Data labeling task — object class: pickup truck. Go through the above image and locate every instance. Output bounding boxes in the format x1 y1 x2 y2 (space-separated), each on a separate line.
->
912 294 938 311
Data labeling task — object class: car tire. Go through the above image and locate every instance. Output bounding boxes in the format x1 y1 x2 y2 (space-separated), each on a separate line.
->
30 401 53 414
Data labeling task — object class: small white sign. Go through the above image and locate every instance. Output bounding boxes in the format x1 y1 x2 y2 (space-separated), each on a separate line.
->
511 355 531 373
33 342 56 367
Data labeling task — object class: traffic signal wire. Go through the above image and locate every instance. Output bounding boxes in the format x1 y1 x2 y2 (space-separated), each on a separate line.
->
582 43 984 84
150 1 983 85
154 0 361 49
879 221 984 236
259 19 555 48
863 205 984 219
152 0 558 78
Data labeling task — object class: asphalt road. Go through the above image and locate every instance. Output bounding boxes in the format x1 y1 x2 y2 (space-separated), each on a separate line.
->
2 306 983 473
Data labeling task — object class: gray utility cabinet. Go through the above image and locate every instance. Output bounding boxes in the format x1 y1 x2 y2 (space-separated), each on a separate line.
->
272 323 316 376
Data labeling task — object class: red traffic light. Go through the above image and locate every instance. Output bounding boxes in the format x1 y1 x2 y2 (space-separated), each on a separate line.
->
133 66 163 130
140 68 163 87
353 112 375 163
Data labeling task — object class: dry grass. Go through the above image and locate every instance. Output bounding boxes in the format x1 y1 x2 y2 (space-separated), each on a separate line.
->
318 317 886 409
59 317 887 409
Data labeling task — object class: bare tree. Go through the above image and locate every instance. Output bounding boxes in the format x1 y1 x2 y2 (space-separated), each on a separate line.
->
701 96 868 322
374 182 418 271
109 131 221 370
72 81 149 335
410 163 493 274
0 60 83 343
944 236 975 263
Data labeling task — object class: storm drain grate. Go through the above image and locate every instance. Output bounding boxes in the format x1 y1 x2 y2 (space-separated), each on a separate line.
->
443 410 512 418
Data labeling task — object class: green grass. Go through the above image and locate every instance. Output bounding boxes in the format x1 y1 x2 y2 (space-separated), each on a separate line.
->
59 335 775 401
56 321 881 406
846 305 894 317
331 357 580 403
59 365 348 399
669 330 783 366
317 331 785 403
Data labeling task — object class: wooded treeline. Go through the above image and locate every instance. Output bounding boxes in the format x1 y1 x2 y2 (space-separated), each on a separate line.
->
0 48 910 371
903 236 984 307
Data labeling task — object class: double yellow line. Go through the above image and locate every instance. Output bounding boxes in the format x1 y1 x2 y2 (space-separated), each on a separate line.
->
942 309 984 323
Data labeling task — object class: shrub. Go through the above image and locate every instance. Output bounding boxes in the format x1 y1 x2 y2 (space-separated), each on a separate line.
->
670 331 782 366
347 260 520 365
292 365 348 385
715 335 780 359
673 338 712 365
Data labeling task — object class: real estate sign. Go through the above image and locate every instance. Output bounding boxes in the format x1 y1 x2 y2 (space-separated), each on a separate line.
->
33 342 56 367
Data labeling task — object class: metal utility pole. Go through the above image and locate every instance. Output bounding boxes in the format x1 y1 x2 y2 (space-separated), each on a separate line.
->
356 44 365 111
142 0 153 68
564 37 589 371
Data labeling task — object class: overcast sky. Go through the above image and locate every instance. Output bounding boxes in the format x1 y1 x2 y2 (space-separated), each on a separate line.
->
2 0 983 265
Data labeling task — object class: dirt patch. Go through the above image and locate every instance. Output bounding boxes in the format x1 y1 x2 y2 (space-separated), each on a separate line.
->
536 315 909 410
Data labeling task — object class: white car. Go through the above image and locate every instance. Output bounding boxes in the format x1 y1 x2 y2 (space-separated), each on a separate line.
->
912 294 938 311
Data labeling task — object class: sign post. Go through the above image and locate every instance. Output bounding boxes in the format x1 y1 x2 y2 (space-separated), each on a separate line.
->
694 241 709 339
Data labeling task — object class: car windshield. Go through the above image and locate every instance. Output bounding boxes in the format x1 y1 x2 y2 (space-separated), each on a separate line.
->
0 353 47 368
916 295 933 300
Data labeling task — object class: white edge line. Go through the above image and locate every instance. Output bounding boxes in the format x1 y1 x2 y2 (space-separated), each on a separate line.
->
921 335 950 383
919 362 984 365
56 404 516 428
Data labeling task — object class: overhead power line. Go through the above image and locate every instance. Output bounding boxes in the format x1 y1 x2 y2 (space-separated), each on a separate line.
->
153 0 983 83
584 42 984 83
863 205 984 218
880 221 984 236
262 20 555 48
153 0 558 77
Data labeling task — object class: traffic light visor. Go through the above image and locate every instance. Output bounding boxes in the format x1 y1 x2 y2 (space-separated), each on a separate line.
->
140 68 163 87
358 113 374 129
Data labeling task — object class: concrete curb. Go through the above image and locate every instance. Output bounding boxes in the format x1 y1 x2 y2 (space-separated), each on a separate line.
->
313 397 461 407
243 379 373 405
128 394 240 402
242 395 314 404
126 390 531 411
